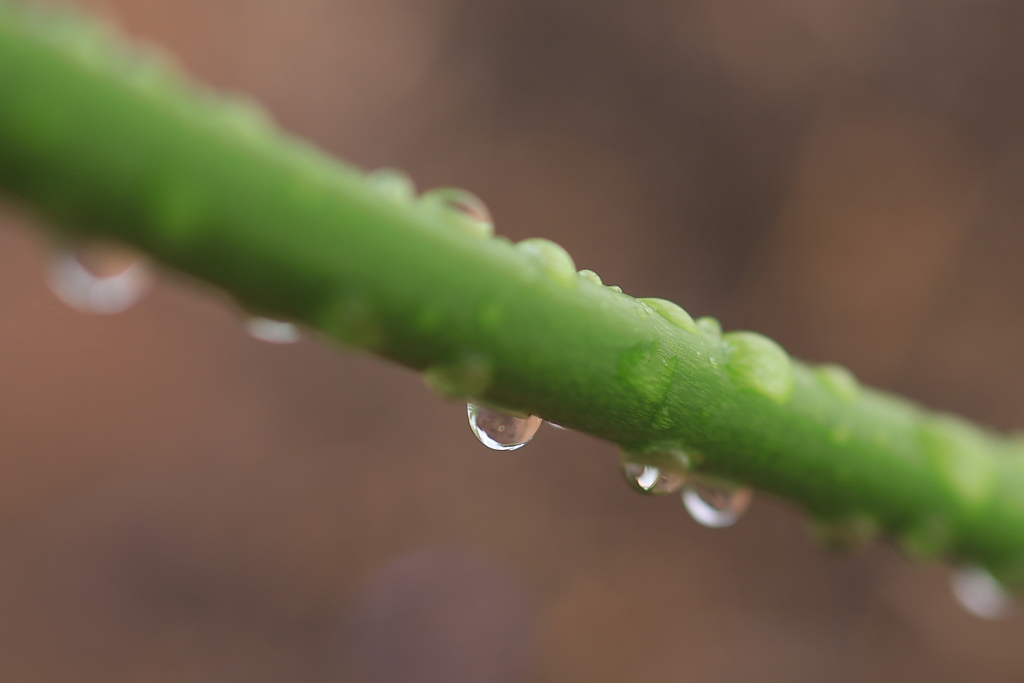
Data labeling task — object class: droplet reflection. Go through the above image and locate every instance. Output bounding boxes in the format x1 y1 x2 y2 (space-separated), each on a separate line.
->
682 479 753 528
621 462 685 496
467 403 542 451
47 246 152 315
420 188 494 238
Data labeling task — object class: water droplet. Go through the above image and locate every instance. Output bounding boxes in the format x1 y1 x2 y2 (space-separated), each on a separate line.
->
577 269 603 286
367 167 416 203
696 316 722 336
467 403 542 451
608 285 623 293
620 445 693 492
951 566 1015 619
420 188 494 239
814 364 860 403
722 331 794 404
547 421 567 430
682 478 753 528
246 317 300 344
639 298 698 333
516 238 577 287
621 462 685 495
47 246 152 314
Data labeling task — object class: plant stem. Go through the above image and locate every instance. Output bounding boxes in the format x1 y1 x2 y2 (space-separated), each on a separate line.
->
1 2 1022 583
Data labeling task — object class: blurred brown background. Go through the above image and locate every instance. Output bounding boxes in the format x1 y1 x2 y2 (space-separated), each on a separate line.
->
2 0 1024 680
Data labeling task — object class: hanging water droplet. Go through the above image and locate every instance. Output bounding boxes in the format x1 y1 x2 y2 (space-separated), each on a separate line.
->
621 462 685 496
246 317 301 344
682 478 753 528
467 403 542 451
420 188 494 239
951 566 1016 620
47 245 153 315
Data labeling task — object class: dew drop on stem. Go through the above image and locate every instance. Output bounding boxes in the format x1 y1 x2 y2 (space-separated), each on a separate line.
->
722 331 794 404
515 238 577 287
366 167 416 203
467 403 542 451
246 317 301 344
420 188 494 239
682 478 753 528
47 245 153 315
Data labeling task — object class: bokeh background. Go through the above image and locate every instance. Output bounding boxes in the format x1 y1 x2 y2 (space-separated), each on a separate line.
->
2 0 1024 680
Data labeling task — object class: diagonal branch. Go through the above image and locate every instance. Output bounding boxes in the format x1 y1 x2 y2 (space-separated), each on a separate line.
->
0 1 1022 585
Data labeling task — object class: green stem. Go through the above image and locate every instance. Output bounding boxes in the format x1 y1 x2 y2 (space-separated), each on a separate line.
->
1 2 1022 583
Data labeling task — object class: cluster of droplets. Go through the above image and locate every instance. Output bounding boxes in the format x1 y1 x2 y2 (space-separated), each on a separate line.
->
466 402 753 528
45 243 302 344
424 179 758 529
32 132 1004 617
47 171 1016 620
464 401 1018 620
621 455 754 528
47 165 497 336
368 167 495 240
